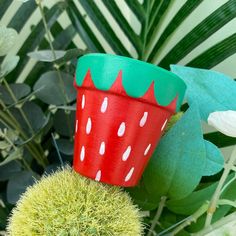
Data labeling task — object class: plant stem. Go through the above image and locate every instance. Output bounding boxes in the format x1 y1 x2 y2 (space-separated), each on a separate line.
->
36 0 69 104
36 0 73 138
205 145 236 227
147 196 167 236
194 211 236 236
2 78 34 135
170 203 208 236
4 133 32 171
0 108 47 167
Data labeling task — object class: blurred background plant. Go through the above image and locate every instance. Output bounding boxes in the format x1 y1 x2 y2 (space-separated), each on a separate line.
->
0 0 236 235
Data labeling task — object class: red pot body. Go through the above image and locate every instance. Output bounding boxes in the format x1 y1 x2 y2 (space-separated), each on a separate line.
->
73 87 173 187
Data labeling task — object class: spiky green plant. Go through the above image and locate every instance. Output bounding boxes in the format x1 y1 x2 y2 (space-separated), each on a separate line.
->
7 167 143 236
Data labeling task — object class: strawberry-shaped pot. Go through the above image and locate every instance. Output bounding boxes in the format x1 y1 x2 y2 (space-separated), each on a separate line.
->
73 53 186 187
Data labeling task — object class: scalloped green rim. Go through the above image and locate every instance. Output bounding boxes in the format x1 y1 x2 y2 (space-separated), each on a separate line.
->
75 53 186 111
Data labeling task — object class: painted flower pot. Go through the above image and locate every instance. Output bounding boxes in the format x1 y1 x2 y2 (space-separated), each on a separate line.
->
73 53 186 187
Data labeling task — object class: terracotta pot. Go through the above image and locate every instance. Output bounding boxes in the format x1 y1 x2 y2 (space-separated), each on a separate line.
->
73 53 186 187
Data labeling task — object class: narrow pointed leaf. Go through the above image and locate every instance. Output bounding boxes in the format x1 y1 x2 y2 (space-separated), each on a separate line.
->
187 33 236 69
66 1 105 52
159 0 236 68
79 0 131 56
148 0 203 62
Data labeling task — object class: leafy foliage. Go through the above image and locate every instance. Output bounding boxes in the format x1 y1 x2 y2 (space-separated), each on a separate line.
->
0 1 236 235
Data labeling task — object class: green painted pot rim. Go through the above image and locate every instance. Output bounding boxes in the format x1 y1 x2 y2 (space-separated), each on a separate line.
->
75 53 186 111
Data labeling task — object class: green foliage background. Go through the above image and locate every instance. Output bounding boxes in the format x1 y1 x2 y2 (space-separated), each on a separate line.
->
1 0 236 235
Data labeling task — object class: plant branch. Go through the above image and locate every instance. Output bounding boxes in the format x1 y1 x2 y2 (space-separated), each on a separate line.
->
194 211 236 236
169 203 208 236
147 196 167 236
205 145 236 227
36 0 73 138
2 78 35 134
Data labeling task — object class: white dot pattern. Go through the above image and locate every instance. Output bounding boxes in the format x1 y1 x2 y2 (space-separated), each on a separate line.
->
86 117 92 134
95 170 102 181
80 146 85 161
161 119 168 131
75 119 78 133
99 142 105 155
118 122 126 137
81 94 85 109
101 97 108 113
125 167 134 182
144 144 151 156
139 112 148 127
122 146 131 161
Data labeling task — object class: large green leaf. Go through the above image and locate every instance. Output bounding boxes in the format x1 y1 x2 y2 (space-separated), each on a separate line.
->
33 71 76 105
171 65 236 121
7 170 39 204
0 83 30 104
143 105 206 200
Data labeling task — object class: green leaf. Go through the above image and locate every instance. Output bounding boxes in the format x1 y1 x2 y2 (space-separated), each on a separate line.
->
171 65 236 121
0 161 21 181
0 141 10 150
28 50 66 62
0 83 30 105
167 182 217 215
6 2 66 83
55 48 86 65
0 55 20 77
187 33 236 69
25 25 77 86
159 0 236 68
102 0 142 55
10 101 47 135
7 170 39 204
126 180 158 211
143 105 206 200
66 1 105 53
0 26 18 56
8 0 37 32
147 0 203 62
53 110 75 137
56 138 74 156
202 140 224 176
79 0 131 57
0 148 23 166
33 71 76 105
0 1 12 19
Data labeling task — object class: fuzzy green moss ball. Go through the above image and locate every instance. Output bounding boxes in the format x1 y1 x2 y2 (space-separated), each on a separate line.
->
7 168 143 236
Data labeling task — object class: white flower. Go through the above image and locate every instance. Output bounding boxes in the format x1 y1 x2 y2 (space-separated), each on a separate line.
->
208 110 236 138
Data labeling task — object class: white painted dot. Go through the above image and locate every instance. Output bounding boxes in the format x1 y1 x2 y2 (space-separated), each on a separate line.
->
101 97 108 113
99 142 105 155
144 144 151 156
80 146 85 161
75 119 78 133
122 146 132 161
95 170 101 182
86 117 92 134
125 167 135 182
161 119 168 131
81 94 85 109
139 112 148 127
118 122 126 137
